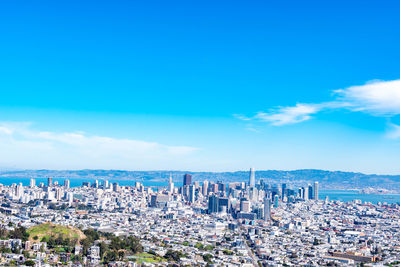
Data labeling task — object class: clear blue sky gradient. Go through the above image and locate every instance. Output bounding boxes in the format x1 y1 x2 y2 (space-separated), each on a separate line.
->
1 0 400 173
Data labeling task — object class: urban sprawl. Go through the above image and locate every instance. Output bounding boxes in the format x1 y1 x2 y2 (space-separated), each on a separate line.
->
0 168 399 266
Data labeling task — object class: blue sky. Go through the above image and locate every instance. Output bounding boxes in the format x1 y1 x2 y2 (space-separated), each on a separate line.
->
0 0 400 173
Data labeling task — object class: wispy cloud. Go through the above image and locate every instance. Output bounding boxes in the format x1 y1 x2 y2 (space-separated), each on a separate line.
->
0 122 198 169
254 103 321 126
386 123 400 139
236 79 400 126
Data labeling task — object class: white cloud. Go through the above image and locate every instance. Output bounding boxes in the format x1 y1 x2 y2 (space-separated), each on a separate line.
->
236 79 400 126
233 114 252 121
254 103 321 126
335 79 400 115
0 122 198 169
386 123 400 139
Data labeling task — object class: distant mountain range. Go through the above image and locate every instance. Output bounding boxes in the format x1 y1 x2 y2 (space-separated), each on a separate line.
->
0 169 400 190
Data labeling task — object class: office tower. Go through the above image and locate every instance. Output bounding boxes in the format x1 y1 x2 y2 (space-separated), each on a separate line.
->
240 199 251 213
217 182 225 193
249 187 258 202
104 179 109 189
274 194 279 208
218 198 230 213
249 168 256 188
303 186 309 200
208 195 219 214
55 188 63 201
30 178 35 188
260 179 265 189
314 181 319 200
113 182 119 192
212 183 219 193
183 174 192 186
16 183 23 199
47 177 53 187
202 180 209 196
308 184 313 199
189 185 195 203
168 174 174 193
298 187 303 199
264 197 271 223
282 183 287 199
64 179 70 189
67 192 74 206
94 179 99 188
194 181 200 188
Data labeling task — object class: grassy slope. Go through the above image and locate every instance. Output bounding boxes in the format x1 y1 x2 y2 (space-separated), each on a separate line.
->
27 222 85 243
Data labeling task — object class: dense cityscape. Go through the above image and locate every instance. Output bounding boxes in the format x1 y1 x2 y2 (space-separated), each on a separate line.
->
0 168 397 266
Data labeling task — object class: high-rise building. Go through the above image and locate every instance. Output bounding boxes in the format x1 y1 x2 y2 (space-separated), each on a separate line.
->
217 182 225 193
183 174 192 186
94 179 99 188
113 182 119 192
16 183 23 199
218 198 230 213
303 186 309 200
189 185 195 203
55 188 63 200
249 168 256 188
47 177 53 187
274 194 279 208
202 180 209 196
264 197 271 223
103 179 109 189
67 192 74 206
30 178 35 188
168 174 174 193
208 195 219 214
298 187 304 199
240 199 251 213
314 181 319 200
308 184 313 199
281 183 287 199
64 179 70 189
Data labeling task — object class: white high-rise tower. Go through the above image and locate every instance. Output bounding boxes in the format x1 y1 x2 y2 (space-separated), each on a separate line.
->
249 168 256 188
168 174 174 193
314 181 319 200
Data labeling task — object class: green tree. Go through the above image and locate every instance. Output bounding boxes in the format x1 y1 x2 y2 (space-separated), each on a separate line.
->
24 260 35 266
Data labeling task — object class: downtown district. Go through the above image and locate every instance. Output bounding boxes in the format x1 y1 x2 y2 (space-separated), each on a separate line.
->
0 168 399 266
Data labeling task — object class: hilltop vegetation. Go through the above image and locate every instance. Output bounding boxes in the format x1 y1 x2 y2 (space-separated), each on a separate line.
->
27 223 85 244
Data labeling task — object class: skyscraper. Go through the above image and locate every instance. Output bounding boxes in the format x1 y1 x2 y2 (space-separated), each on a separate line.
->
303 186 309 200
47 177 53 187
30 178 35 188
113 182 119 192
240 198 251 212
183 174 192 187
168 174 174 193
189 185 195 203
264 197 271 223
64 179 70 189
274 194 279 208
249 168 256 188
308 184 313 200
202 180 209 196
314 181 319 200
208 194 219 214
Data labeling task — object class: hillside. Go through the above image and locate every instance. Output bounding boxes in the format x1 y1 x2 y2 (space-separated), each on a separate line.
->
27 223 85 244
